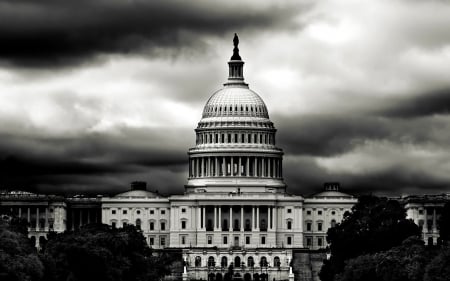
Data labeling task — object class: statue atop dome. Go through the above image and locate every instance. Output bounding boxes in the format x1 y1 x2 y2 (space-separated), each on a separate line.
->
231 33 242 60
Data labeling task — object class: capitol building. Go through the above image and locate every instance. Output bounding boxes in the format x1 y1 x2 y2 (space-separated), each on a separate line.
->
0 35 447 281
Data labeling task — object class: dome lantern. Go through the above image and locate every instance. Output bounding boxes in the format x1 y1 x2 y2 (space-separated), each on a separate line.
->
225 33 246 86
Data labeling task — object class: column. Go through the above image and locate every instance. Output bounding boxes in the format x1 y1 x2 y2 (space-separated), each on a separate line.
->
254 157 258 177
268 207 272 230
79 209 83 227
197 206 202 230
423 208 428 233
36 207 39 229
196 158 199 177
202 207 206 230
229 206 232 232
18 207 22 218
218 207 222 229
433 208 437 232
240 206 244 231
215 157 219 177
222 157 226 177
214 207 218 230
268 158 271 178
252 207 255 230
262 158 265 177
231 157 234 176
239 157 242 176
256 207 260 230
45 208 48 229
208 157 211 177
87 210 91 224
201 158 204 177
246 157 250 177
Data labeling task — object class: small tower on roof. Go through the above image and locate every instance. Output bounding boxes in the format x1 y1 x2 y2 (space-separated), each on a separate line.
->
226 33 246 85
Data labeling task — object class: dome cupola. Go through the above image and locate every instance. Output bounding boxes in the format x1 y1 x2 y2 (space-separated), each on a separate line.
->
186 34 286 194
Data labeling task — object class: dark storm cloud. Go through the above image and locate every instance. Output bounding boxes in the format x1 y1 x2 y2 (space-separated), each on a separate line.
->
0 126 192 194
284 156 450 197
379 88 450 118
0 0 303 66
275 87 450 157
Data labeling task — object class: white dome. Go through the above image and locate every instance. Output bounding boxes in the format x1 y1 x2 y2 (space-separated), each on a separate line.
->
202 85 269 119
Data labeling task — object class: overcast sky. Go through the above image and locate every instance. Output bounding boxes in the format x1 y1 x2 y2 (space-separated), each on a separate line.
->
0 0 449 196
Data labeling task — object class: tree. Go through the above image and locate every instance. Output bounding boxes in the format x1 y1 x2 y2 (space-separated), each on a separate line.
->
423 246 450 281
41 224 176 281
319 195 420 281
0 219 44 281
336 237 431 281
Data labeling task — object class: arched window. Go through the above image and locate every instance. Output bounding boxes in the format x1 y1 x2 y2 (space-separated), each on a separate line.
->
247 256 255 267
331 219 336 228
221 256 228 267
195 256 202 267
260 256 268 267
235 256 241 268
135 219 141 230
274 256 281 267
208 256 215 267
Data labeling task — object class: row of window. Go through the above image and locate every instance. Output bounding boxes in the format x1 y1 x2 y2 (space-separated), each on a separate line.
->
201 235 293 246
148 235 167 247
195 256 279 268
111 209 166 215
305 209 337 216
110 219 167 231
305 220 336 232
305 236 326 248
203 104 267 116
196 132 275 145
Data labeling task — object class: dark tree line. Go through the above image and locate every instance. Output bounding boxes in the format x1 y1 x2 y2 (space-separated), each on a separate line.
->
320 195 450 281
0 220 177 281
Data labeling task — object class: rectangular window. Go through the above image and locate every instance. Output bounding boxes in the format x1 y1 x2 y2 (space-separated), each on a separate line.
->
318 237 323 247
419 209 424 215
208 236 213 245
150 210 154 215
181 236 186 245
149 237 154 245
287 221 292 230
306 222 312 231
318 222 323 231
223 236 228 244
261 236 266 244
287 208 292 214
112 222 116 228
123 210 127 215
306 237 312 247
318 210 323 215
161 210 166 215
246 236 250 244
123 222 127 228
112 210 116 215
150 222 154 230
306 210 311 215
287 236 292 245
181 208 186 213
160 236 166 246
161 222 166 231
181 221 186 229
